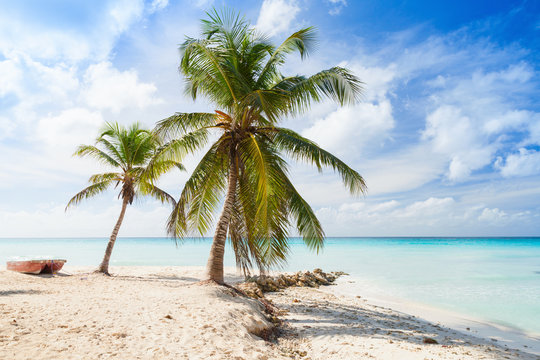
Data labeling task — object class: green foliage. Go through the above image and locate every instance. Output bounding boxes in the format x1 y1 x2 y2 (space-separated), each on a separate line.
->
158 9 367 274
67 122 181 210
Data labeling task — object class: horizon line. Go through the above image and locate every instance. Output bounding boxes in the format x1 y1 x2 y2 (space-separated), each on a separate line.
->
1 236 540 239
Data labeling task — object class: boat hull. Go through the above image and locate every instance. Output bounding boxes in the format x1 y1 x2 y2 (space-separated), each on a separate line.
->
6 260 66 274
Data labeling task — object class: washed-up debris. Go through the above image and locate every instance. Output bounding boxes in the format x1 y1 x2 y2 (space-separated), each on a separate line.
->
236 269 345 299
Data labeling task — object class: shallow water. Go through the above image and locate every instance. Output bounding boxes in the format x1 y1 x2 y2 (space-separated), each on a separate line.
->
1 237 539 335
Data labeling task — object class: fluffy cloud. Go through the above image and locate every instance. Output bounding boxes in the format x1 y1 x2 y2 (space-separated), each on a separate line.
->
0 1 145 62
0 58 22 97
0 201 172 238
496 148 540 177
478 207 507 222
302 63 397 159
0 116 15 140
189 0 214 8
256 0 301 36
0 54 79 107
421 62 538 181
315 196 539 236
423 105 494 181
149 0 169 13
82 61 163 112
327 0 347 15
303 100 394 158
36 108 104 150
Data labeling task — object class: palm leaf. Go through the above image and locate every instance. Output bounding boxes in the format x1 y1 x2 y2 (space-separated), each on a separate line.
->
270 127 367 195
167 140 228 238
155 112 218 138
138 182 177 206
66 180 113 210
256 27 317 88
73 145 121 168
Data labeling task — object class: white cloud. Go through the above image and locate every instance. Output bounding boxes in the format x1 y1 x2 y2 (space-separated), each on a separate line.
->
190 0 214 8
327 0 347 15
423 105 493 181
315 195 539 236
82 61 163 112
36 108 104 151
0 1 145 62
149 0 169 13
351 64 397 102
400 197 455 217
303 100 394 157
0 201 172 238
0 54 79 106
108 0 145 33
256 0 301 37
478 207 507 222
359 146 447 195
421 63 539 182
0 116 15 140
496 148 540 177
0 58 22 96
0 108 106 189
302 63 397 158
483 109 531 134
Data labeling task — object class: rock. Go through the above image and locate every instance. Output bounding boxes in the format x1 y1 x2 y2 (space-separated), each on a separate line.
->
313 273 330 285
423 337 439 344
236 269 345 299
237 282 264 298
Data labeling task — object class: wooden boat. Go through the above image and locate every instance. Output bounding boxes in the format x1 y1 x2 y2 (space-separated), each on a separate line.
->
6 259 67 274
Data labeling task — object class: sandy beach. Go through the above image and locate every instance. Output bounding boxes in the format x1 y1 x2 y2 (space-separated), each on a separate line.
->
1 266 538 360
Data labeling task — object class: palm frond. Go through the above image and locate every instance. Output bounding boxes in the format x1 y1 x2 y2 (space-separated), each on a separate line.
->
88 172 121 184
65 180 113 210
256 27 317 88
73 145 121 168
167 140 228 238
274 67 364 115
270 127 367 195
138 182 177 206
155 112 218 138
69 122 182 211
281 174 324 251
181 38 239 105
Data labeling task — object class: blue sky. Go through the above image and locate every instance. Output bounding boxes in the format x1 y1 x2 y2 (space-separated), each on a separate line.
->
0 0 538 237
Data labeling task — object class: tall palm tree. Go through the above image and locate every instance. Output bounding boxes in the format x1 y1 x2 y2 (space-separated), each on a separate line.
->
156 9 367 284
66 122 182 275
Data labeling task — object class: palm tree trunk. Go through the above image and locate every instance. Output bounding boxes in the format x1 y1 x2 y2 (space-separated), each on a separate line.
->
205 162 238 284
96 197 129 275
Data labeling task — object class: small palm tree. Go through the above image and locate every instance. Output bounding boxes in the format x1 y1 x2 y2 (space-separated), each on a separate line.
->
157 9 367 284
66 122 182 275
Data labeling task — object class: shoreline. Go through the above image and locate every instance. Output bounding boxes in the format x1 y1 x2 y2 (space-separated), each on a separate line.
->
1 265 538 359
326 276 540 355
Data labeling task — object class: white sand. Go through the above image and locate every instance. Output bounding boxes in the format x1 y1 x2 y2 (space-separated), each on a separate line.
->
327 276 540 354
267 287 539 360
1 266 538 360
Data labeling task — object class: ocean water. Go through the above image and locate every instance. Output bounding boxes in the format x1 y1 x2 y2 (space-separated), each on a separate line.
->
1 237 539 336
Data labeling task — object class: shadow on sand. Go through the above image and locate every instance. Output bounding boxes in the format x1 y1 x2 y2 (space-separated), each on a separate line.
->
0 289 43 296
112 274 202 284
272 292 539 360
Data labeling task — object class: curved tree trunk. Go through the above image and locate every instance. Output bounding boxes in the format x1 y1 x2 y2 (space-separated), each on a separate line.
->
96 197 129 275
205 161 238 284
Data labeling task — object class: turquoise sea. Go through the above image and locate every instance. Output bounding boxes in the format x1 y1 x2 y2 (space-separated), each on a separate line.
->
1 237 539 336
